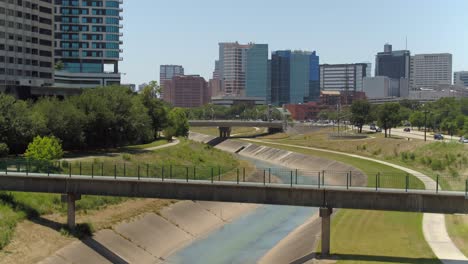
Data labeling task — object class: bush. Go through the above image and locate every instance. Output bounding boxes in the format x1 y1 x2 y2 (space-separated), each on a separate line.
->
431 159 444 171
0 143 8 157
25 136 63 161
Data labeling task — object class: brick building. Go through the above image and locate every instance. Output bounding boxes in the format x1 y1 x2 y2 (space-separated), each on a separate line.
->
163 75 210 108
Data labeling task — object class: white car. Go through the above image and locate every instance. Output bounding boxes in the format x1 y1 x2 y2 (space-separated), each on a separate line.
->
459 137 468 143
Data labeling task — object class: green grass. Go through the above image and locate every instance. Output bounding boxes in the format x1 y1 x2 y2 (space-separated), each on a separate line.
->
330 210 440 264
244 139 437 263
0 139 241 250
446 215 468 257
120 138 170 150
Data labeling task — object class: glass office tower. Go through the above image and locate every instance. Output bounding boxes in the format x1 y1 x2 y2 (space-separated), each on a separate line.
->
54 0 123 89
245 44 268 101
271 50 319 105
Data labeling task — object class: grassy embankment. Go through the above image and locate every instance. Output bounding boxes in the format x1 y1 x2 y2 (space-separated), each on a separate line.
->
259 128 468 257
247 137 439 264
0 138 245 249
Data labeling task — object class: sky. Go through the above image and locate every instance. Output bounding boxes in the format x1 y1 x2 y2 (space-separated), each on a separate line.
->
120 0 468 85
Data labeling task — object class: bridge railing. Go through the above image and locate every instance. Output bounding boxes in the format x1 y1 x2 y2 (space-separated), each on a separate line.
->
0 159 467 194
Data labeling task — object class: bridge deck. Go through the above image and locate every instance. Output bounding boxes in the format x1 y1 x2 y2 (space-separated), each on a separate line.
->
1 172 467 214
189 120 284 128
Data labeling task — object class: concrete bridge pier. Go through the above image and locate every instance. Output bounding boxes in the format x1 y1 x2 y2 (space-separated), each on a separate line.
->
62 193 81 230
219 127 231 138
320 207 333 257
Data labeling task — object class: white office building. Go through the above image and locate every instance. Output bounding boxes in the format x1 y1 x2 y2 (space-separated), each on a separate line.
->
410 53 452 90
454 71 468 87
319 63 369 92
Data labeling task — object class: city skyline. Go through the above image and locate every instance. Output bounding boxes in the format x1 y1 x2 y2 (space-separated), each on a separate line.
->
120 0 468 85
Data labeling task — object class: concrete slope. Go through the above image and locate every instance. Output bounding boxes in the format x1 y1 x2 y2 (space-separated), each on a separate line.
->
246 139 468 264
39 201 257 264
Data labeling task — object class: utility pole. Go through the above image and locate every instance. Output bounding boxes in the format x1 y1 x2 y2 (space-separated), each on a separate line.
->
424 110 428 142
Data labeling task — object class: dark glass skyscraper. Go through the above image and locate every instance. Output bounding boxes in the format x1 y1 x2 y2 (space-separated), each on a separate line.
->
375 44 410 80
54 0 123 89
271 50 319 105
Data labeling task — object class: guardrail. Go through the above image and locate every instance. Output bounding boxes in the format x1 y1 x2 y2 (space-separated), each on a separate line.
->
1 159 466 195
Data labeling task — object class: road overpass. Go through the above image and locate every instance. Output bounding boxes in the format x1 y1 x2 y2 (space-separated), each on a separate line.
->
189 120 284 137
1 172 467 256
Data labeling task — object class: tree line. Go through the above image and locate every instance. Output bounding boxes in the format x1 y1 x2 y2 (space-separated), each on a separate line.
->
350 98 468 137
0 84 188 156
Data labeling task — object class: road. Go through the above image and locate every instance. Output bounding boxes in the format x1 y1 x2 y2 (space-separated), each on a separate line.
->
363 126 463 142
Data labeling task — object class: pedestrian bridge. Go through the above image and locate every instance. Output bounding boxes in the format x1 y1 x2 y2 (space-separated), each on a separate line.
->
188 120 284 137
1 171 467 256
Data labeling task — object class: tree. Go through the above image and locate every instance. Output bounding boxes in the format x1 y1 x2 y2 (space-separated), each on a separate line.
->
0 143 8 157
25 136 63 161
409 111 425 131
167 108 189 138
54 60 64 71
140 84 169 137
377 103 402 138
350 100 370 133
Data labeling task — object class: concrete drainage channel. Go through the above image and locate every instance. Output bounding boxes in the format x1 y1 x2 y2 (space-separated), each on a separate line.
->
40 132 365 264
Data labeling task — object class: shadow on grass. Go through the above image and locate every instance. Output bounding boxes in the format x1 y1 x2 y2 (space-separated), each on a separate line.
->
292 253 448 264
0 193 128 263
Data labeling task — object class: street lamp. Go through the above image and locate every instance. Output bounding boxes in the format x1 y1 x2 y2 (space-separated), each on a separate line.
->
423 109 429 142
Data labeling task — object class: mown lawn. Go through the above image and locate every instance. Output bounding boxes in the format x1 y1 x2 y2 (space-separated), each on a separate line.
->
246 139 439 264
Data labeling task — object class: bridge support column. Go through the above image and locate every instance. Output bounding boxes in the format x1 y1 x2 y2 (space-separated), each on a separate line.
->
219 127 231 138
61 193 81 230
320 207 333 257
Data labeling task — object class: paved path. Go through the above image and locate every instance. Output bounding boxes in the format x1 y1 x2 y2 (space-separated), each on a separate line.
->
244 138 468 263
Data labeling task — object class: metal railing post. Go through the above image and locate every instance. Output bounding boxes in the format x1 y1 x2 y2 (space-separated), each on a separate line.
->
268 168 271 183
162 167 165 181
295 169 298 185
346 173 349 189
290 171 293 187
101 163 104 176
47 162 50 177
114 164 117 179
243 167 245 182
237 168 239 184
436 175 439 193
69 163 71 178
193 166 196 180
218 167 221 181
263 169 266 185
186 167 189 182
138 165 140 179
146 164 149 178
79 162 82 176
123 163 126 177
405 174 409 192
349 171 352 186
91 163 94 178
322 170 325 186
465 180 468 197
211 167 214 183
318 172 321 189
375 173 378 191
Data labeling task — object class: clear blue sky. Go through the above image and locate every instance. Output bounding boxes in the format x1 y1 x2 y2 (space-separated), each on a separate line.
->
120 0 467 85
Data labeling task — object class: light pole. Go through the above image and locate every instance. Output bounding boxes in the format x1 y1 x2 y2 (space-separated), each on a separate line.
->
211 107 214 120
423 110 429 142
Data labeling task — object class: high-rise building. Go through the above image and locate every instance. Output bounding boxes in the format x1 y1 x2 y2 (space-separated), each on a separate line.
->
162 75 210 108
271 50 320 105
53 0 123 89
410 54 452 90
0 0 54 98
160 65 184 86
320 63 369 92
454 72 468 87
245 44 268 100
218 42 249 96
375 44 410 80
